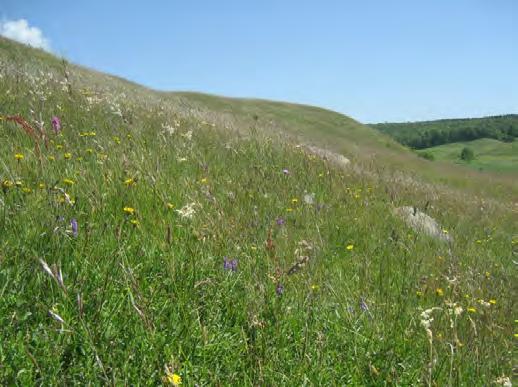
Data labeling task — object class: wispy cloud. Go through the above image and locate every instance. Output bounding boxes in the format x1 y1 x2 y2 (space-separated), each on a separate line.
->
0 19 51 52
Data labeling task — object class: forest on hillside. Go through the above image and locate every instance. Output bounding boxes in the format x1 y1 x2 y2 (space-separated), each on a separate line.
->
373 114 518 149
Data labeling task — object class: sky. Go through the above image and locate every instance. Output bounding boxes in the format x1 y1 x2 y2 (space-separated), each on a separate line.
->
1 0 517 123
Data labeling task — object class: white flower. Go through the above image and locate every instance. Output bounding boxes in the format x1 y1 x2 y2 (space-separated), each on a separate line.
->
162 123 176 135
176 202 196 219
303 193 315 205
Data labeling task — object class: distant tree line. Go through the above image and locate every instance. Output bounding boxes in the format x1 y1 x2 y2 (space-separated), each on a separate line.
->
373 114 518 149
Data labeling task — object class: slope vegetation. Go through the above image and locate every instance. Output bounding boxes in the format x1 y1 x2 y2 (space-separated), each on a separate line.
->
0 37 516 385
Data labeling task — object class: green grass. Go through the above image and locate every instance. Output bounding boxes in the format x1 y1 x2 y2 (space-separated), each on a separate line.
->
0 37 517 385
417 138 518 173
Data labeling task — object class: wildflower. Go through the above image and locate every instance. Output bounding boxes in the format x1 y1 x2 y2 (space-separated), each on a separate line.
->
86 148 94 154
494 376 512 387
346 244 354 251
48 155 55 161
286 207 294 212
51 116 61 134
2 180 14 189
130 219 140 227
124 178 135 186
442 229 449 234
223 257 238 272
64 152 72 160
22 187 32 194
200 177 208 184
15 153 24 160
166 202 174 210
478 299 491 308
282 169 289 175
489 299 496 305
70 218 78 237
15 180 22 187
275 283 284 296
176 202 196 219
123 207 136 215
164 370 182 386
291 198 299 205
467 307 477 313
416 290 423 297
303 193 314 205
276 217 285 226
113 136 121 144
63 178 75 186
310 284 320 291
435 288 444 297
38 183 45 189
56 144 63 150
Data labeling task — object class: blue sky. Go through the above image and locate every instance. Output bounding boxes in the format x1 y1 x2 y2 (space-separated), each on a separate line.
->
1 0 517 122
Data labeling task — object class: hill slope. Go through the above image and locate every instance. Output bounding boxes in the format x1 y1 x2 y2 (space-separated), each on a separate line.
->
0 37 516 385
417 138 518 173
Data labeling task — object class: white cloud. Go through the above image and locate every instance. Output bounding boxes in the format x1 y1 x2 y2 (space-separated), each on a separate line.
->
0 19 51 52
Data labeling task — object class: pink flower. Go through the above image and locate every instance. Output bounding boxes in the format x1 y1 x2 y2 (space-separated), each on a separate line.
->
51 116 61 134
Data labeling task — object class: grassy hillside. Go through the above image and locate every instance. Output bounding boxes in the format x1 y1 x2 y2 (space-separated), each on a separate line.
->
0 37 517 385
418 138 518 173
372 115 518 149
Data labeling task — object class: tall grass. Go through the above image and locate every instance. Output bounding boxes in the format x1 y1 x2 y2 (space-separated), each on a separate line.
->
0 39 516 385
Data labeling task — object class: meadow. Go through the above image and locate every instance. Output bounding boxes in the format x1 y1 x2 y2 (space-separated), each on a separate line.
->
417 138 518 174
0 37 516 385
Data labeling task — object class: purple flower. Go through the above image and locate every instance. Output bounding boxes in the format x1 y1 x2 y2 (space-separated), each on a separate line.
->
70 218 78 237
223 257 238 272
275 283 284 296
51 116 61 134
282 169 289 175
276 217 285 226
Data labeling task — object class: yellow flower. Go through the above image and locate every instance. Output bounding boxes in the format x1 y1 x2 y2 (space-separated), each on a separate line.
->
442 229 449 234
467 307 477 313
416 291 423 297
291 198 299 204
130 219 140 226
15 153 24 160
435 288 444 297
166 202 174 210
63 178 75 186
48 155 56 161
38 183 45 189
15 180 22 187
64 152 72 160
200 177 208 184
123 207 135 215
56 144 63 150
286 207 293 212
311 284 319 291
113 136 121 144
86 148 94 154
2 180 13 189
489 299 496 305
164 371 182 386
124 178 135 186
346 244 354 251
22 187 32 194
514 333 518 338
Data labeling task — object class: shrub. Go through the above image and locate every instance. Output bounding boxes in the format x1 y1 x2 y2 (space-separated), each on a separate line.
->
460 147 475 162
